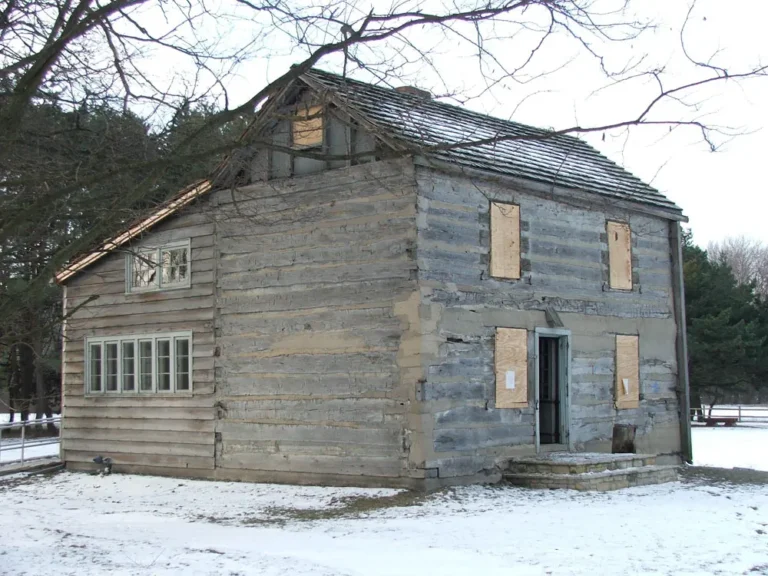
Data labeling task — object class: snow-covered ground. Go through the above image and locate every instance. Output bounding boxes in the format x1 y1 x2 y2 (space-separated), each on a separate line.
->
0 471 766 575
693 423 768 471
0 438 60 463
0 413 766 575
0 413 61 464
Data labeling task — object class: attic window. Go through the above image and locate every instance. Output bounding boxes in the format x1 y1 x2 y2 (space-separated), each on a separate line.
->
127 240 190 293
292 104 324 148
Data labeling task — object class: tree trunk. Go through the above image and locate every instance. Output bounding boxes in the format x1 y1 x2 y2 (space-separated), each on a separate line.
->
707 391 721 419
33 336 52 433
18 344 35 422
7 346 19 423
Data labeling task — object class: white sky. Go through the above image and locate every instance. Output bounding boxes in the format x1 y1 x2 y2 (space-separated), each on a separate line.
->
142 0 768 248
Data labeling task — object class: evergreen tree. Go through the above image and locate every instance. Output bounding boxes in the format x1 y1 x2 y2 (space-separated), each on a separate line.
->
684 231 767 412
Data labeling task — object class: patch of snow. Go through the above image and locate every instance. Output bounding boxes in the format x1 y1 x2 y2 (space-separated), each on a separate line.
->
0 440 60 464
693 424 768 471
520 452 651 464
0 472 766 575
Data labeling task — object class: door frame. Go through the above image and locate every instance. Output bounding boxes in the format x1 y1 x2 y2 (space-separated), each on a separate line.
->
534 327 572 453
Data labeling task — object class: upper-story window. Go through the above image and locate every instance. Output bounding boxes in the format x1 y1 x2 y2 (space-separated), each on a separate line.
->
292 104 324 148
127 240 190 293
490 201 521 280
606 221 632 290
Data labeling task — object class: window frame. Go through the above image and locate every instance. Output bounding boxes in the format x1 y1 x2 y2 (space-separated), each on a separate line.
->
126 239 191 294
85 331 192 396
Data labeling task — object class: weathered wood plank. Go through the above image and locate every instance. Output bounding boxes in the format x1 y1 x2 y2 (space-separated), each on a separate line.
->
64 407 214 420
63 428 214 445
64 417 215 433
216 453 403 477
63 450 215 470
62 438 213 457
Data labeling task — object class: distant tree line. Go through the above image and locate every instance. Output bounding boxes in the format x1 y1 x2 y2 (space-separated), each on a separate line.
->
684 231 768 413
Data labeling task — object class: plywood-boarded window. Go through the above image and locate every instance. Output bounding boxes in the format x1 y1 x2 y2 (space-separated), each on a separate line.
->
292 105 324 148
607 221 632 290
490 202 521 280
495 328 529 408
615 335 640 409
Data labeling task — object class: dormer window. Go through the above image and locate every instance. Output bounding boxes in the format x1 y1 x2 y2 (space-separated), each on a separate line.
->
292 104 324 148
127 240 190 292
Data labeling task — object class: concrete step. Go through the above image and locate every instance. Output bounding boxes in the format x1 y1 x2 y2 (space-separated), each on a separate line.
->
503 464 679 491
505 453 657 476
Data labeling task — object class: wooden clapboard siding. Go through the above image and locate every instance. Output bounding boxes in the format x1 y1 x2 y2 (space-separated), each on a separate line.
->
213 159 419 480
61 209 216 471
415 166 681 478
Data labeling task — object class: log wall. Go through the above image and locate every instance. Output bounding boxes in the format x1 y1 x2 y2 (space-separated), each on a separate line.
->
414 166 682 480
211 159 423 484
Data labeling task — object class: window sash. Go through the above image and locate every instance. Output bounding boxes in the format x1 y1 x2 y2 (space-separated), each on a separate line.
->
156 339 172 392
105 342 119 393
86 332 192 395
122 341 136 392
88 343 102 393
127 241 190 293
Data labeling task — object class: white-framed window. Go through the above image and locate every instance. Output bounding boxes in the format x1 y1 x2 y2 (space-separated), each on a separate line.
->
86 332 192 395
126 240 190 292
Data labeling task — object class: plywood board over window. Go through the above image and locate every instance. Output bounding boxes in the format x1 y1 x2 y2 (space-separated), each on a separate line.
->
490 202 521 279
607 221 632 290
292 105 324 148
495 328 529 408
615 335 640 409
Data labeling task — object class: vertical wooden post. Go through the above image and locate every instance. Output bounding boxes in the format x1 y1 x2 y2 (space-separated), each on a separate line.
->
20 422 25 464
670 222 692 463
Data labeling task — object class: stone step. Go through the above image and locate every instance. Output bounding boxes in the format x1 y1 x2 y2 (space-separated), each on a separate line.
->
505 453 657 476
503 464 679 492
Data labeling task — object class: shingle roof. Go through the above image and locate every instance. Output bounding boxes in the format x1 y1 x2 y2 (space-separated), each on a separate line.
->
302 69 683 215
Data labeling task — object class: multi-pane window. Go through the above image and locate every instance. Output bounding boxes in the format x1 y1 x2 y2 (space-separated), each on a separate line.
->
86 332 192 395
139 340 153 392
88 343 102 393
105 342 119 392
127 240 190 292
157 339 171 392
175 338 190 391
122 341 135 392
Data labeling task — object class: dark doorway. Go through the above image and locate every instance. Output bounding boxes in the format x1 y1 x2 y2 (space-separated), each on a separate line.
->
538 336 562 444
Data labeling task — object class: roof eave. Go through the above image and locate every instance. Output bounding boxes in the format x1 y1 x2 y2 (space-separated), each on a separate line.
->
55 180 212 284
412 155 687 223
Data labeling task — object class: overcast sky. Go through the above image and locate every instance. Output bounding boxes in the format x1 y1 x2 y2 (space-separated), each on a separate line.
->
150 0 768 248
